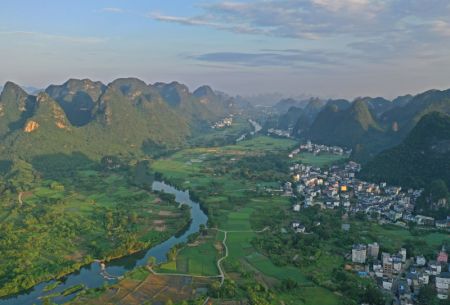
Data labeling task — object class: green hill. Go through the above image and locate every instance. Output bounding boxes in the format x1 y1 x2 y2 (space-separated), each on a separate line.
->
307 99 384 149
0 82 36 137
360 112 450 188
303 90 450 161
46 79 106 126
271 98 330 136
381 89 450 136
0 79 236 161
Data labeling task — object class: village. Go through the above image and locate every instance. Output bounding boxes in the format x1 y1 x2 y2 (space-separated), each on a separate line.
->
211 116 233 129
285 142 447 230
349 242 449 304
267 127 292 138
289 140 352 158
283 141 450 303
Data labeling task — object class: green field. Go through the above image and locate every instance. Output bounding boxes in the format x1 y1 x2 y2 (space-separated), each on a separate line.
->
0 162 190 298
292 152 348 167
64 134 447 304
158 235 220 276
246 252 311 284
280 287 344 305
150 136 343 303
352 222 450 255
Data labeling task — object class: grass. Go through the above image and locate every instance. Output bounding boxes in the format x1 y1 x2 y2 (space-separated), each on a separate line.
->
292 152 348 167
127 267 150 281
245 252 310 284
279 286 343 305
230 136 297 152
352 221 449 253
158 236 219 276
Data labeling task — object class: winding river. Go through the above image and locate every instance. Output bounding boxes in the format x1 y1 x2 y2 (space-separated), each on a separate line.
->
0 181 208 305
236 119 262 142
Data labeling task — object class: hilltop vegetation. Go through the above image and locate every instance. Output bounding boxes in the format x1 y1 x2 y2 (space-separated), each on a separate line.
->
0 79 241 161
360 112 450 188
360 112 450 218
267 88 450 162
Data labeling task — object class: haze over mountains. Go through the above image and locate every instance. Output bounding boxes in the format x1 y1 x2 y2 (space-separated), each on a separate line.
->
269 87 450 161
0 78 238 160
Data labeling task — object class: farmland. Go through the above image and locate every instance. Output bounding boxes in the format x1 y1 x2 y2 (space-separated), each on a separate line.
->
150 136 346 304
65 135 448 305
0 159 190 298
291 152 348 167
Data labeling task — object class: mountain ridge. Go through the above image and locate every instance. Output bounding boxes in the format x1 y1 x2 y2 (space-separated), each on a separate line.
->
0 78 237 160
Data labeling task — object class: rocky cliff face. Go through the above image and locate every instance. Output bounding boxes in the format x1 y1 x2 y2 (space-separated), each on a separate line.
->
24 121 39 133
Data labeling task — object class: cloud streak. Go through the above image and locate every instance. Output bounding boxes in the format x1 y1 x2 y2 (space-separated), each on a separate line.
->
187 49 351 68
101 7 124 14
0 31 107 44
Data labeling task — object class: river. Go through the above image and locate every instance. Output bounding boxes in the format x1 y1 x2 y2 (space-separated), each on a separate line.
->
236 119 262 142
0 181 208 305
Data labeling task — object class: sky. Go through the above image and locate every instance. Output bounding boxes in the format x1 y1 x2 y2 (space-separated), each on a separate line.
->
1 0 450 99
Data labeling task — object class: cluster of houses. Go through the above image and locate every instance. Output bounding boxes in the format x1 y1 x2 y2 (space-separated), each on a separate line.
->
286 149 449 229
267 128 291 138
281 141 450 303
350 243 450 303
212 116 233 129
288 140 352 158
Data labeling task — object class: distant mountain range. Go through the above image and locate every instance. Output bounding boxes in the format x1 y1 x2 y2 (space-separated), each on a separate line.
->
0 78 238 161
269 88 450 161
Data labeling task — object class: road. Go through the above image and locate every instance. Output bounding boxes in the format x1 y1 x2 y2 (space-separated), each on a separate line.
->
211 226 270 285
146 227 270 287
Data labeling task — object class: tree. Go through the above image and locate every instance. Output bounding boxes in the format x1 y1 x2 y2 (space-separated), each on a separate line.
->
361 284 384 305
417 284 438 305
199 224 207 236
429 179 449 202
166 246 177 261
165 299 173 305
147 256 156 266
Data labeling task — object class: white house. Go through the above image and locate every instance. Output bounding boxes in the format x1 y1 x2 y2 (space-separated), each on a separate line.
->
436 272 450 300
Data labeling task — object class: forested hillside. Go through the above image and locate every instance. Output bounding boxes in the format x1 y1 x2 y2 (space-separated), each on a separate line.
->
360 112 450 188
0 79 238 161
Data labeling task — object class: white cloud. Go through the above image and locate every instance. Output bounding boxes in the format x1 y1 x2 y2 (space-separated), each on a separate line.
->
101 7 124 13
312 0 370 11
150 0 450 62
0 31 107 44
432 20 450 37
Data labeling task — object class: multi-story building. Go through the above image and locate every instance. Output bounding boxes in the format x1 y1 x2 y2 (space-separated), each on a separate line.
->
399 248 407 263
436 272 450 300
352 244 367 264
368 242 380 258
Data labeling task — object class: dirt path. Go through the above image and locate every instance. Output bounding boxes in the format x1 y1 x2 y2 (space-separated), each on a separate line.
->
146 227 270 288
147 266 222 279
211 227 270 286
18 192 23 205
216 231 228 285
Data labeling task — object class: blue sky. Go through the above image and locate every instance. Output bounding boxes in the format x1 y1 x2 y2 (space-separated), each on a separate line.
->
1 0 450 99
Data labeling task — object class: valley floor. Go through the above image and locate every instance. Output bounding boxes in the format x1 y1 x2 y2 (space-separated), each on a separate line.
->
74 136 448 305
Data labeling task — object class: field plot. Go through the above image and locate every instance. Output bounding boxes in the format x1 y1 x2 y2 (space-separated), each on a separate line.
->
292 152 348 167
279 286 343 305
157 232 221 276
72 268 211 305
